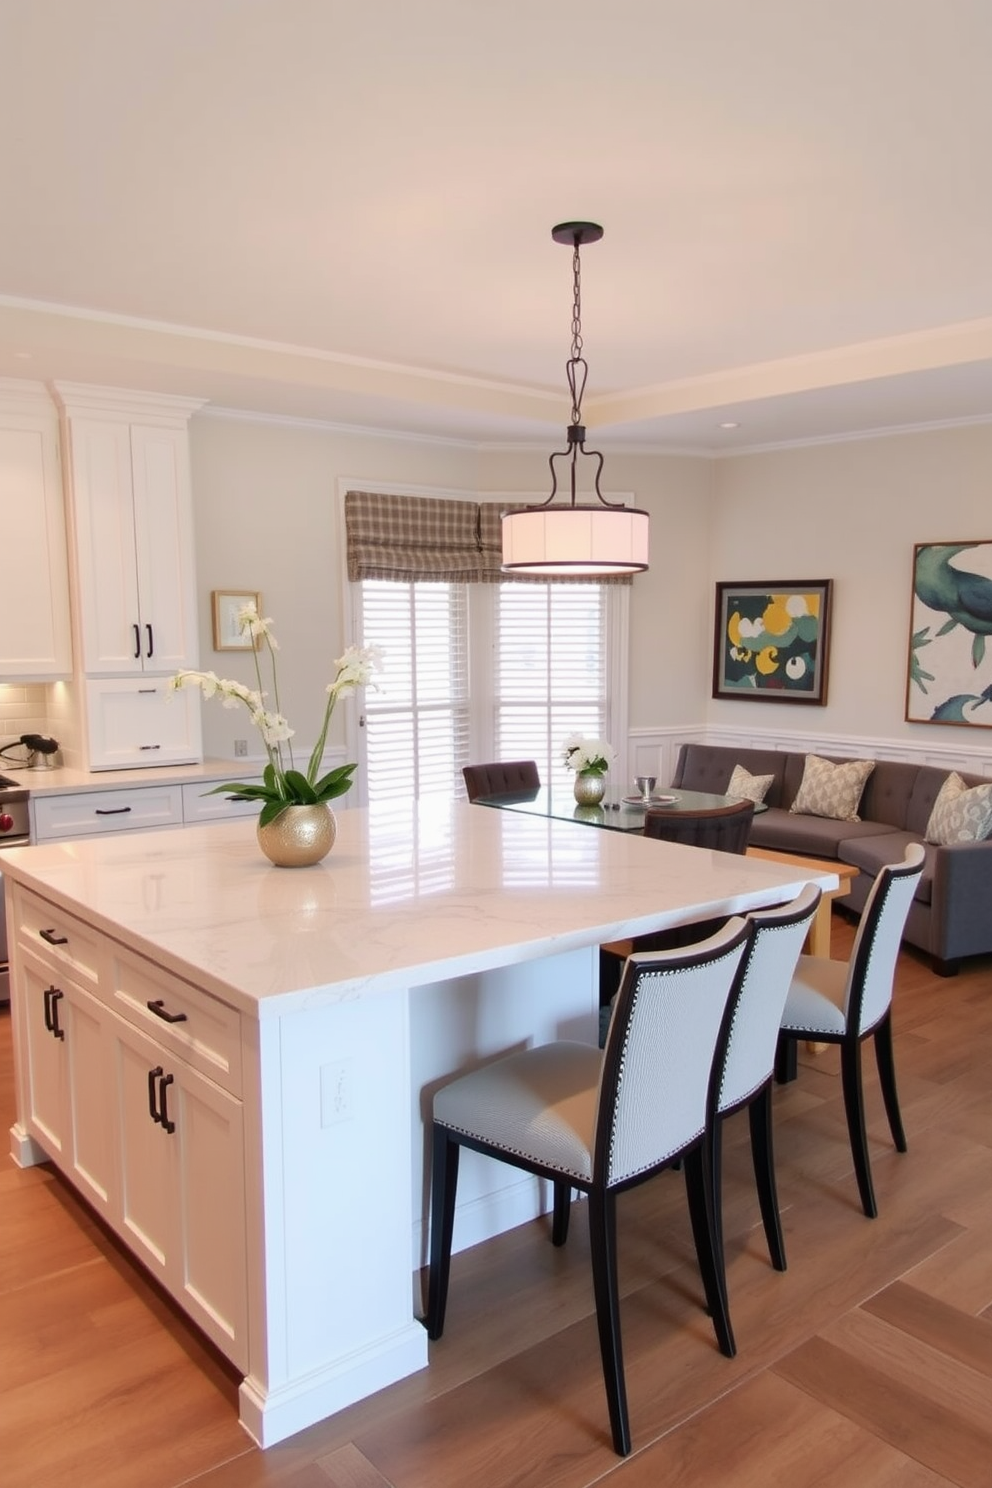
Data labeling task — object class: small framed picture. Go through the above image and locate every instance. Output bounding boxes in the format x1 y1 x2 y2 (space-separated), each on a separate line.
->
211 590 261 651
713 579 832 704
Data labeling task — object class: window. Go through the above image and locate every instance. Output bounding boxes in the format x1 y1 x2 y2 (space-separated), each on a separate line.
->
354 578 624 803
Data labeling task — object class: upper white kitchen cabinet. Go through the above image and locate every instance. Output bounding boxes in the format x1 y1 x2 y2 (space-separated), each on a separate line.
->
0 381 72 679
54 385 206 676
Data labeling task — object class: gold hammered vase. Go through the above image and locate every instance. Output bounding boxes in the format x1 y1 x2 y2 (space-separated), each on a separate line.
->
572 772 606 806
256 804 337 867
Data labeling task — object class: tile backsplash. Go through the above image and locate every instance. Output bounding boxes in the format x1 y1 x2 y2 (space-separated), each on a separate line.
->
0 682 51 751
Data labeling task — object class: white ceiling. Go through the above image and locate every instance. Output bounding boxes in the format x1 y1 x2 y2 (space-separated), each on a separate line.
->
2 0 991 453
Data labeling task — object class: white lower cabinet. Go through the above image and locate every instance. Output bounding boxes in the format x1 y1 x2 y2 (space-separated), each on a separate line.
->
86 677 203 771
111 1011 248 1367
12 885 248 1371
18 947 115 1220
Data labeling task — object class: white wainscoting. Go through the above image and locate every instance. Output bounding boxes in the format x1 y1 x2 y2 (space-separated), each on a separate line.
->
628 723 992 788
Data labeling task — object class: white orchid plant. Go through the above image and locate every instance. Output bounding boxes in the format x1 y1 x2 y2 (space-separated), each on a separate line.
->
560 733 616 777
171 603 381 826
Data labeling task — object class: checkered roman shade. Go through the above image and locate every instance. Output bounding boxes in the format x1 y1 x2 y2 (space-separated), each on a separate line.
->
345 490 631 584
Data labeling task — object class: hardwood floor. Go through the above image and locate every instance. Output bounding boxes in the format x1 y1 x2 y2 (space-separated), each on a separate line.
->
1 914 990 1488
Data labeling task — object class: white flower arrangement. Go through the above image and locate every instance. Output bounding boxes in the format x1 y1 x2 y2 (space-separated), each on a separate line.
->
561 732 616 777
171 603 381 825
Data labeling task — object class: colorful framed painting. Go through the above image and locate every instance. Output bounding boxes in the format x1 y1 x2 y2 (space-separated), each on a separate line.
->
713 579 832 704
906 541 992 728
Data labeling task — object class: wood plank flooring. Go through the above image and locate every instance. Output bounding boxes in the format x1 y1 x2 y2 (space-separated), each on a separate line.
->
1 913 989 1488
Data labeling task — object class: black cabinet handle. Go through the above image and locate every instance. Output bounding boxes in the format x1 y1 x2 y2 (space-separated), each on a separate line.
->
43 986 56 1033
146 623 154 659
146 998 187 1024
138 744 162 751
159 1072 175 1134
95 806 132 816
40 928 68 946
133 623 141 660
148 1065 163 1123
49 988 65 1041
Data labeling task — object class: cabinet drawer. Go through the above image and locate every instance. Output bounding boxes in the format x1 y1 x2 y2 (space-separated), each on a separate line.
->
108 948 242 1096
33 784 184 841
181 779 262 823
13 885 103 988
86 678 203 771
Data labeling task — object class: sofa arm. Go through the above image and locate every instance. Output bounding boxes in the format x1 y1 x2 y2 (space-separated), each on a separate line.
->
930 840 992 963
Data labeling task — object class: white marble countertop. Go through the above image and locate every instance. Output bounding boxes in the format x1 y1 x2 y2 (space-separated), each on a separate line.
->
3 758 252 795
1 799 839 1019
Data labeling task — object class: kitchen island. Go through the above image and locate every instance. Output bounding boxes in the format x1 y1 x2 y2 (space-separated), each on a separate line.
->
3 797 836 1446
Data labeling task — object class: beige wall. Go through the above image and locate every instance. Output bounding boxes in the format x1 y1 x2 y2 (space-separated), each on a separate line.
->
187 411 992 766
708 424 992 755
189 414 480 760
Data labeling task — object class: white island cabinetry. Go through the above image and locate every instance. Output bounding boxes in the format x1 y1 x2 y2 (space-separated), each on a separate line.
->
4 803 836 1448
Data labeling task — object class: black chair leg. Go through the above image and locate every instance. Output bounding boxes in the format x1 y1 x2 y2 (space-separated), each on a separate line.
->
552 1181 572 1246
840 1038 877 1219
425 1124 460 1338
587 1188 631 1456
873 1011 907 1152
774 1031 798 1084
683 1146 736 1358
709 1118 726 1286
748 1084 786 1271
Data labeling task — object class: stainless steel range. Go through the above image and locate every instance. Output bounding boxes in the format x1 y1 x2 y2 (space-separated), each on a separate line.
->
0 773 31 1005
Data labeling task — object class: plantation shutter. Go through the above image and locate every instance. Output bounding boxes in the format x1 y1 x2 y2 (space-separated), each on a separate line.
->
494 582 610 786
359 579 470 802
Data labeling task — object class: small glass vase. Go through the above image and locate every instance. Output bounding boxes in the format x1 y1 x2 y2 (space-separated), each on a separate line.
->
257 804 336 867
573 771 606 806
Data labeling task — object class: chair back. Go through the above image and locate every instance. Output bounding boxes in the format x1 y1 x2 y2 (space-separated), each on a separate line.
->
717 883 821 1114
596 919 751 1187
844 843 926 1035
462 760 541 802
642 799 755 854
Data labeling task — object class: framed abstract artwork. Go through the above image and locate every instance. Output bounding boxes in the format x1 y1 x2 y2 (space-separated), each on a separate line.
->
713 579 832 704
211 590 262 651
906 541 992 728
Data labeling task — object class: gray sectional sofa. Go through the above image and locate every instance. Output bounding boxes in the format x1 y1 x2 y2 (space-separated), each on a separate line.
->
672 743 992 974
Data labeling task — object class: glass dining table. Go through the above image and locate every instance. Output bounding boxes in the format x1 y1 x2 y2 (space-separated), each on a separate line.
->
474 784 765 832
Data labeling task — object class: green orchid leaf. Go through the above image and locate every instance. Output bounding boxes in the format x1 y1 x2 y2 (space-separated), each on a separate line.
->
283 769 318 803
972 633 986 668
204 781 274 801
258 799 290 828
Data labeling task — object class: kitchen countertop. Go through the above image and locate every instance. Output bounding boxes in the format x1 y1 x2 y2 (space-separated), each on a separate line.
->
0 797 838 1018
3 758 255 795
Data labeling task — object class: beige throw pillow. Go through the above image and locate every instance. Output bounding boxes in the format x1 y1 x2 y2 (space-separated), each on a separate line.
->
727 763 774 805
925 771 992 845
789 754 875 822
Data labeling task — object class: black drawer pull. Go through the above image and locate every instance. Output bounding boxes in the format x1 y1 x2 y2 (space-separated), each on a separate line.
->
147 998 187 1024
159 1072 175 1134
40 928 68 946
148 1065 163 1123
95 806 132 816
139 744 162 751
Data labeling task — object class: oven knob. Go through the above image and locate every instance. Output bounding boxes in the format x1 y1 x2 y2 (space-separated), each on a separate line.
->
0 813 13 833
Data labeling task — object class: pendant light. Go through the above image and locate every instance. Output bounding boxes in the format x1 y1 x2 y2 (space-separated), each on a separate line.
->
501 222 649 576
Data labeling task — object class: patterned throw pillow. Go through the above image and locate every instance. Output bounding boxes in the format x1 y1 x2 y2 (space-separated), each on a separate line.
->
789 754 875 822
727 763 775 805
925 771 992 845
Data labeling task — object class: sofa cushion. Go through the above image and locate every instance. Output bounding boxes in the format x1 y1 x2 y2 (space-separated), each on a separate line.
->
790 754 875 822
839 832 934 906
925 771 992 846
748 806 897 859
726 763 775 805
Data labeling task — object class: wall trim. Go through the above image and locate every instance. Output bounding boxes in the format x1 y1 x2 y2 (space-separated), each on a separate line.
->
628 722 992 785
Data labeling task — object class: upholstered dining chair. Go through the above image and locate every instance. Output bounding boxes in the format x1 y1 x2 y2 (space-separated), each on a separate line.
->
462 759 541 801
710 883 822 1289
642 797 755 852
425 918 752 1458
774 843 925 1219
